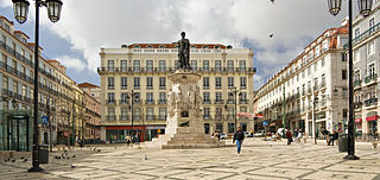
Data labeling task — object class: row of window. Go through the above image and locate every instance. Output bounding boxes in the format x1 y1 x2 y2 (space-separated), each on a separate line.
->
106 59 247 70
107 76 248 90
106 91 248 103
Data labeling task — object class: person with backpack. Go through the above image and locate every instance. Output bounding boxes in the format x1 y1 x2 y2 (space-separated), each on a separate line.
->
233 127 245 154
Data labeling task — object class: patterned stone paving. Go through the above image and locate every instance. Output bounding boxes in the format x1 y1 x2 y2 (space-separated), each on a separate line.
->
0 139 380 180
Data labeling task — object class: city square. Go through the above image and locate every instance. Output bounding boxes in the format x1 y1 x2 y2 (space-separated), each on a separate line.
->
1 139 380 180
0 0 380 179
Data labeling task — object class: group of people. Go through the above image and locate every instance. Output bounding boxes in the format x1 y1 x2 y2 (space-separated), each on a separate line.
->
274 128 304 145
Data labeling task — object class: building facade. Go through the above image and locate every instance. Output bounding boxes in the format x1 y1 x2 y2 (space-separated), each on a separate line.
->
98 43 255 142
352 1 380 140
255 25 348 137
78 82 101 139
0 15 87 151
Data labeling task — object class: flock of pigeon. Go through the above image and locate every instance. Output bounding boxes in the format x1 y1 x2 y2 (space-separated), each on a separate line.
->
3 147 102 169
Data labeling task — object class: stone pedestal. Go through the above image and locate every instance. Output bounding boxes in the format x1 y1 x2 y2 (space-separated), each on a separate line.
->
146 70 224 149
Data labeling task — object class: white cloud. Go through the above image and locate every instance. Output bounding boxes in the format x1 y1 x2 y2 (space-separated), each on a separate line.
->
0 0 11 8
58 56 86 72
1 0 349 83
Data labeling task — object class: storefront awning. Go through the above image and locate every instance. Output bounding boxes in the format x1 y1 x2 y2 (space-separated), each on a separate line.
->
355 118 362 123
366 115 378 122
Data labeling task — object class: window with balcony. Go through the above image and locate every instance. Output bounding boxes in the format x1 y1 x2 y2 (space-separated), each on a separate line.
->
107 93 115 104
121 60 128 72
133 60 140 72
203 77 209 89
107 107 115 121
159 107 167 120
368 40 375 56
203 107 210 119
134 77 140 89
191 60 197 70
215 108 222 120
240 92 247 104
146 92 153 104
239 60 246 71
107 77 114 89
215 60 222 71
203 92 210 104
227 60 234 71
159 77 166 89
121 77 127 89
146 107 154 120
354 28 360 39
120 93 128 104
120 107 128 121
228 77 234 89
147 77 153 89
159 60 166 72
369 18 375 34
107 60 114 72
203 60 209 71
133 107 141 121
159 92 166 104
215 92 223 103
321 74 326 87
215 77 222 89
146 60 153 72
240 77 247 89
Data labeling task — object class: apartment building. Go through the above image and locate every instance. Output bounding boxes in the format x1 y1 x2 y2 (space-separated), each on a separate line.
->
98 43 255 142
78 82 101 139
0 15 86 151
255 24 349 137
352 1 380 139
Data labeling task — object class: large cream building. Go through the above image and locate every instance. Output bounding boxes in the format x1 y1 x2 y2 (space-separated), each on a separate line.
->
255 24 348 137
98 43 255 142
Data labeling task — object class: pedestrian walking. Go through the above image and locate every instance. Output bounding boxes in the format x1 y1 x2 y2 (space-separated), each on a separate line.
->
286 129 293 145
233 127 245 154
328 130 338 146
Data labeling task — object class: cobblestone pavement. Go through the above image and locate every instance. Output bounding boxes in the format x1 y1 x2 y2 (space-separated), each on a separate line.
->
1 139 380 180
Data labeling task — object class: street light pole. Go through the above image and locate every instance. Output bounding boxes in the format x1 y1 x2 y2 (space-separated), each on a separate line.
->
327 0 373 160
11 0 62 172
234 87 237 133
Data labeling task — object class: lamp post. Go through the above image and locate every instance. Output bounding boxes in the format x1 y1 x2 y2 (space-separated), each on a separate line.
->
11 0 62 172
326 0 372 160
312 96 318 145
128 90 135 135
228 87 241 133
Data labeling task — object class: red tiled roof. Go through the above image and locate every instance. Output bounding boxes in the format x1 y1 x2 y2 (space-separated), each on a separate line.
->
0 16 14 25
14 30 30 39
78 82 100 88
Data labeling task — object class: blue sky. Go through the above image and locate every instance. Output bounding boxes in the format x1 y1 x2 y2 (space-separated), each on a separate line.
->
0 0 348 89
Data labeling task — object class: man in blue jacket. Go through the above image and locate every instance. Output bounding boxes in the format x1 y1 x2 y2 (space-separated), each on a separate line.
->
233 127 245 154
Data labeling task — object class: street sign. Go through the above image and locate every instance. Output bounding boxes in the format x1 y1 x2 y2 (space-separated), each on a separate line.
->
41 115 49 125
263 120 269 127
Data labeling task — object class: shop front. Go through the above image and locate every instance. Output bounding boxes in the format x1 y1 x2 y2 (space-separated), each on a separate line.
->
366 111 378 137
105 126 146 143
146 125 165 141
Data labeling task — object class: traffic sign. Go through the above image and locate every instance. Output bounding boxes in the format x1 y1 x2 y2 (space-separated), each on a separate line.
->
41 115 49 125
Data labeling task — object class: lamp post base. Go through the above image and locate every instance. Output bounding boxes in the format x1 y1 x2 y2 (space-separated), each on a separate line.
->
28 166 44 172
343 154 360 160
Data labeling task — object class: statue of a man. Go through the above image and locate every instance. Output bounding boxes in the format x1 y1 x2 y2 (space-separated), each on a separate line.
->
173 32 191 70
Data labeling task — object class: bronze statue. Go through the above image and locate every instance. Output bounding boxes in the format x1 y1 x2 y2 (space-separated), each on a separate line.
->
173 32 191 70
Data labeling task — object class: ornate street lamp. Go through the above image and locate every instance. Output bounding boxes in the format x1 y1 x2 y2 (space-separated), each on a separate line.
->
326 0 372 160
11 0 63 172
327 0 341 16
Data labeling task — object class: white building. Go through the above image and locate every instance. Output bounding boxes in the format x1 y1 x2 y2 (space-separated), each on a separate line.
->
255 24 348 137
352 1 380 139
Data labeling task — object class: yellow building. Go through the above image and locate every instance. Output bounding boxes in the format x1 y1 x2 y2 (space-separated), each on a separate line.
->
98 43 255 142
